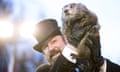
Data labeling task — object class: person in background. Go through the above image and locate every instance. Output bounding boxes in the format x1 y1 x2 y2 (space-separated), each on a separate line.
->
0 39 10 72
11 39 47 72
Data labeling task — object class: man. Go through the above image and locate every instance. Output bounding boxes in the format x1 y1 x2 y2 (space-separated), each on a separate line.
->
33 19 79 72
33 2 120 72
62 2 120 72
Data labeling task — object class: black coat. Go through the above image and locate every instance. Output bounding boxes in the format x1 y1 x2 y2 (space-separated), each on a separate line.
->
106 59 120 72
36 55 120 72
36 54 79 72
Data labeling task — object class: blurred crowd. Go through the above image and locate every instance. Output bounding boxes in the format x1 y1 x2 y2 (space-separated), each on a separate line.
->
0 0 47 72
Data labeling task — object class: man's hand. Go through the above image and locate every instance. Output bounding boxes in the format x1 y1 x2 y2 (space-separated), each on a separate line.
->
85 33 104 69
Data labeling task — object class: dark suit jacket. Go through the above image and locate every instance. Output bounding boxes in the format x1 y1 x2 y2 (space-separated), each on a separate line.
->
36 55 120 72
50 55 78 72
36 54 78 72
106 59 120 72
36 63 50 72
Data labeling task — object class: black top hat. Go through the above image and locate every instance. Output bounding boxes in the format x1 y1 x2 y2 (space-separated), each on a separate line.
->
33 19 61 52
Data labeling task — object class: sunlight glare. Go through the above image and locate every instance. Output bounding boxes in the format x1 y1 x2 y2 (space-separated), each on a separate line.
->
0 21 13 38
20 21 36 38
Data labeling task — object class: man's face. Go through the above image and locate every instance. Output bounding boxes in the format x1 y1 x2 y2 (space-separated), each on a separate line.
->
42 35 66 64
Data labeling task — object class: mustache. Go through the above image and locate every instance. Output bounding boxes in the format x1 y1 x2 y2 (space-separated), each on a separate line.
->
49 50 60 58
46 50 61 64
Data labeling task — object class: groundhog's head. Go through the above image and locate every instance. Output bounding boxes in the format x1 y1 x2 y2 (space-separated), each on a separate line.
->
62 3 87 23
62 2 98 42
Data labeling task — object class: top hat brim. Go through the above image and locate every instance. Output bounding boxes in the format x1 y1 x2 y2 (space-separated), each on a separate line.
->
34 28 61 52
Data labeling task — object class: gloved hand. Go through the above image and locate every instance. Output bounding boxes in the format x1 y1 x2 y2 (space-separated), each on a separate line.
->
66 23 104 71
85 32 104 70
62 43 90 72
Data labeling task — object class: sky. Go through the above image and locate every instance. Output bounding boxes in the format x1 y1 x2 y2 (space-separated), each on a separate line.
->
5 0 120 65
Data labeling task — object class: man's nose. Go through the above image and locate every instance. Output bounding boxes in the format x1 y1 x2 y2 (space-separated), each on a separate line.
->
47 44 54 51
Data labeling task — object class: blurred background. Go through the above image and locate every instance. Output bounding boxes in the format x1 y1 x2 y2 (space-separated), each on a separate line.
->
0 0 120 72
